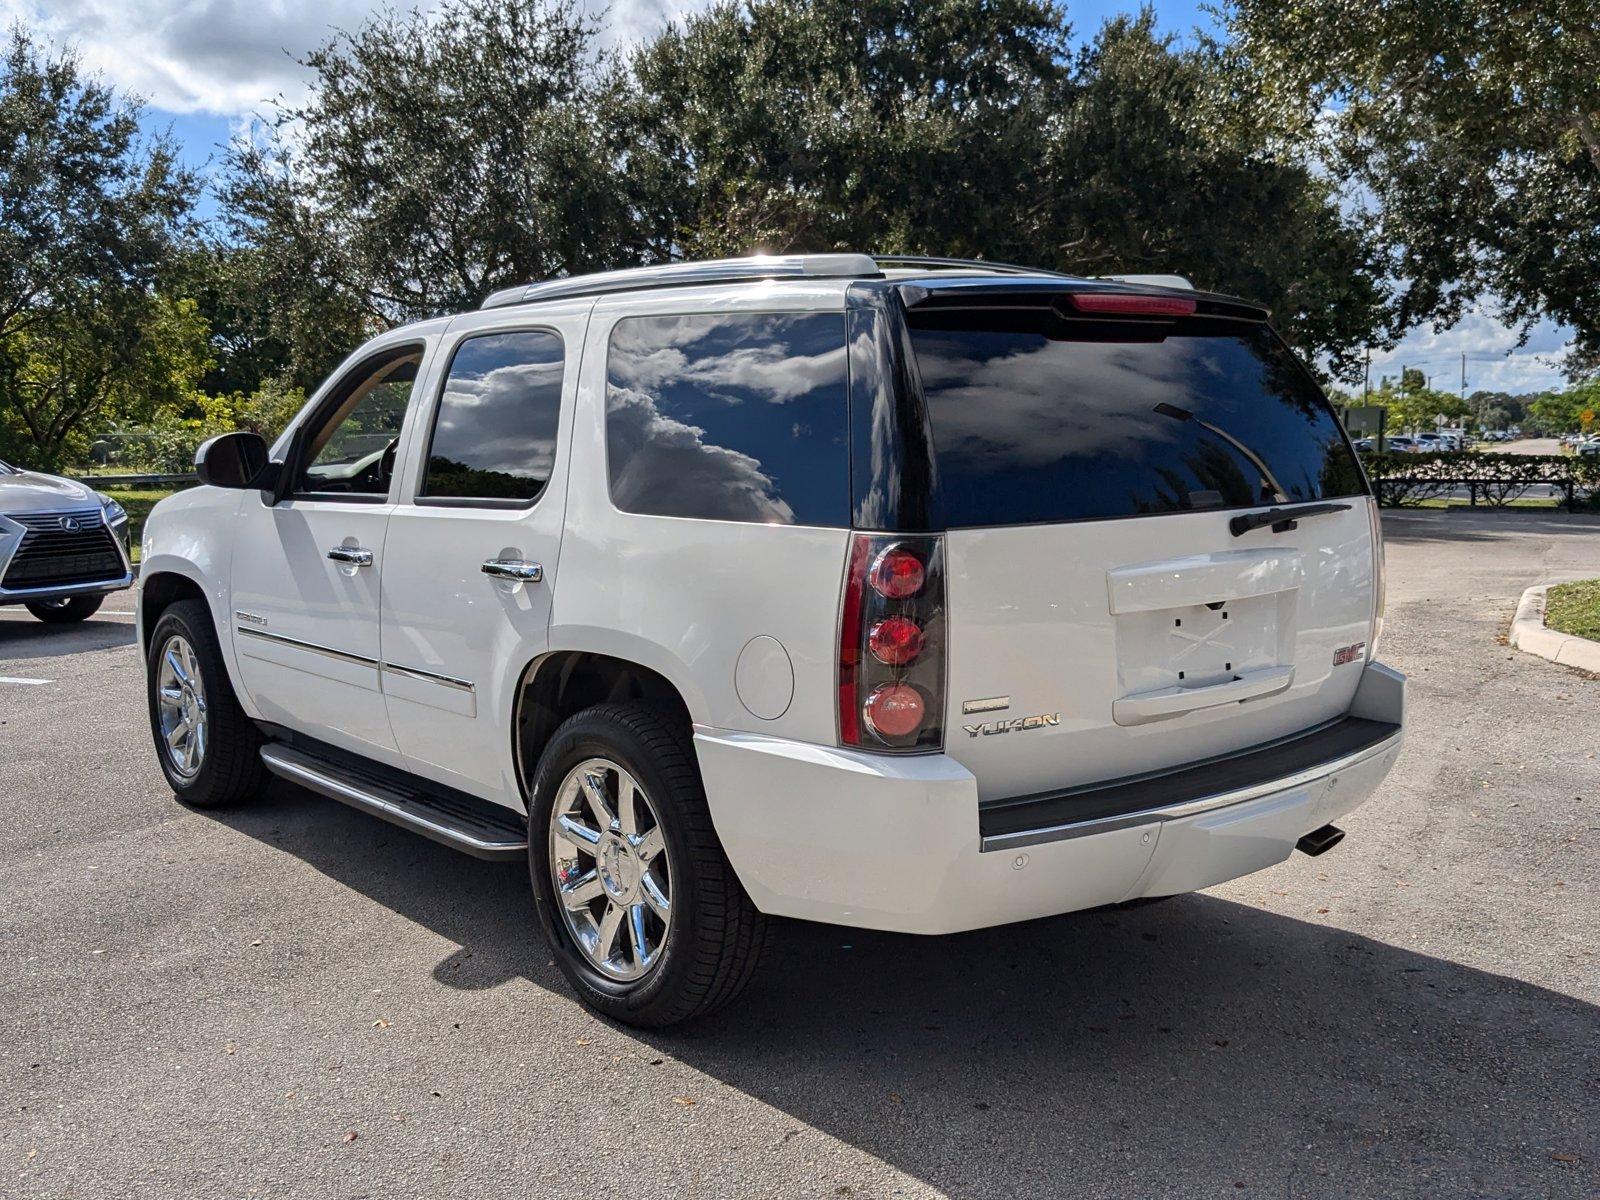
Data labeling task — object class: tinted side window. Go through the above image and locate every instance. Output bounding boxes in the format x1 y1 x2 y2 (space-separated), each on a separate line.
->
605 313 850 526
421 330 564 503
908 310 1365 527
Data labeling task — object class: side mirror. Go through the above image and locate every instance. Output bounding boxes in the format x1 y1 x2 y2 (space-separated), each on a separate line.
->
195 431 269 489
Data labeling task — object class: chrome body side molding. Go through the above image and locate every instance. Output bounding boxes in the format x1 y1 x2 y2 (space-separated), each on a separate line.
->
235 625 476 695
381 661 475 693
235 625 379 668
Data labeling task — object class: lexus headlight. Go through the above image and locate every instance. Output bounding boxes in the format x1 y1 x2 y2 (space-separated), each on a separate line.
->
97 492 127 526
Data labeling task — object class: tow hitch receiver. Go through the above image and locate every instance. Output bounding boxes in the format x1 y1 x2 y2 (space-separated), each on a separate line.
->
1295 824 1346 857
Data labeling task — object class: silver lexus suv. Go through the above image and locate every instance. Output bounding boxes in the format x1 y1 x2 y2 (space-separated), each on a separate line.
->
0 458 133 623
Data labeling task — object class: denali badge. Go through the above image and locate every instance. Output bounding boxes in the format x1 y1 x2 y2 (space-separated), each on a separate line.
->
963 713 1061 738
234 611 269 628
961 695 1011 715
1333 642 1366 666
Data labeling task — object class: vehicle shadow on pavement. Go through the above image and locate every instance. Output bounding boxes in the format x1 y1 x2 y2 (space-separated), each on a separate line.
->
217 781 1599 1199
0 615 135 662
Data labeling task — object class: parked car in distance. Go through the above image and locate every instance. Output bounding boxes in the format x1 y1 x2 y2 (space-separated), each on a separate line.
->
138 254 1405 1026
1384 436 1419 452
1578 436 1600 457
0 458 132 622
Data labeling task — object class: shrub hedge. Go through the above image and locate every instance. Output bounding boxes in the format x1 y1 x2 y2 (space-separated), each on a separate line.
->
1358 452 1600 509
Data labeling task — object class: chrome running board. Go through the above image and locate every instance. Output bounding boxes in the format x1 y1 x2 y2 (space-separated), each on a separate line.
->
259 744 527 861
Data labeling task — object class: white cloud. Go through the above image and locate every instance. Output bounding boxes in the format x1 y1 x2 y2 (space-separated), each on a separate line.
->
1 0 706 115
1362 306 1573 397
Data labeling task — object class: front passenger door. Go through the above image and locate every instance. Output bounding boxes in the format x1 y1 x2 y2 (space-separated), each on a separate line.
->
231 344 424 765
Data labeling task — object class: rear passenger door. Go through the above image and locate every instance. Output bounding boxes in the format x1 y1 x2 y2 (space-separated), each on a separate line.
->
379 306 586 804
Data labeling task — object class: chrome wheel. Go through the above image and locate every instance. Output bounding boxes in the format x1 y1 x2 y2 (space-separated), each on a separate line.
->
548 757 671 982
155 634 208 779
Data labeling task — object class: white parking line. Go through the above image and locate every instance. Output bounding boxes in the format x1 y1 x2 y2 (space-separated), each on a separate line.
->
0 676 52 686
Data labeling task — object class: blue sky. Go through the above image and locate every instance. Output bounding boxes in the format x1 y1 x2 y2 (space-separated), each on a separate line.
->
5 0 1573 393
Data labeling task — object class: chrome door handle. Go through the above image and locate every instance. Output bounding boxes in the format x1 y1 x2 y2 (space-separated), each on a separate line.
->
326 546 373 567
481 558 543 583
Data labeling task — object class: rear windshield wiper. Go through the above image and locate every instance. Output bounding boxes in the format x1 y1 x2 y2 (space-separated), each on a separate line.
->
1229 502 1352 537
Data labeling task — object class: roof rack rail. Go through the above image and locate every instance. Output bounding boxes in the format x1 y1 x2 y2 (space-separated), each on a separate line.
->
479 253 883 310
871 254 1077 279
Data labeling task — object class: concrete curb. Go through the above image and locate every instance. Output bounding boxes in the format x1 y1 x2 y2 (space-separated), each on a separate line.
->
1509 584 1600 674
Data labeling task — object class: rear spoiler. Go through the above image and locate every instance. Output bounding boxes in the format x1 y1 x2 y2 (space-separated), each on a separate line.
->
890 276 1271 322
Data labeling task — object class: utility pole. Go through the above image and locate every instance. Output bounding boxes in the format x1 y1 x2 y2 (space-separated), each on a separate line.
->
1363 348 1371 400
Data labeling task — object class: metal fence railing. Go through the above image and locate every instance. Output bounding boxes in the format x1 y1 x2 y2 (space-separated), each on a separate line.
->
72 472 199 489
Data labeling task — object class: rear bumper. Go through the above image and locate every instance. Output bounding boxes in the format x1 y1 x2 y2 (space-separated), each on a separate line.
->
696 661 1404 935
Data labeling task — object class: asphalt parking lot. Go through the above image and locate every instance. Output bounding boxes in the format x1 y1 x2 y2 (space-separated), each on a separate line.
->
3 510 1597 1199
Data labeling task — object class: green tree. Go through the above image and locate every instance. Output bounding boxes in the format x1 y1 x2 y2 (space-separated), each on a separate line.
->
1030 15 1392 376
0 28 197 467
632 0 1072 259
1373 368 1467 434
222 0 655 337
0 293 213 468
1528 378 1599 435
168 244 342 397
1225 0 1600 375
633 3 1394 375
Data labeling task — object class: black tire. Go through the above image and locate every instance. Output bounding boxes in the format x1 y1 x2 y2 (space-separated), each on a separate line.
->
146 598 266 808
528 702 767 1027
26 594 104 623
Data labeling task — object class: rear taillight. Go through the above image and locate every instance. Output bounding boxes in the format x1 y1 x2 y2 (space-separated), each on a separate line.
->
838 534 946 752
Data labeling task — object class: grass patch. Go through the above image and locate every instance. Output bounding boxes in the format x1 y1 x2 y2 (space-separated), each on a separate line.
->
102 488 181 562
1545 579 1600 643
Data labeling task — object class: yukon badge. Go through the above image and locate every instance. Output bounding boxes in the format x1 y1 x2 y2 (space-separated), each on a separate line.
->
963 712 1061 738
1332 642 1366 666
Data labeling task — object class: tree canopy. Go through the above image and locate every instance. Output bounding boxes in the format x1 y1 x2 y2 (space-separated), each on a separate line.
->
226 0 1394 377
1225 0 1600 376
5 0 1596 468
0 29 198 467
223 0 657 333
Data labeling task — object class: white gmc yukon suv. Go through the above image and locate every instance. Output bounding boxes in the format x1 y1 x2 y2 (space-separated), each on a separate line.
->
138 255 1404 1026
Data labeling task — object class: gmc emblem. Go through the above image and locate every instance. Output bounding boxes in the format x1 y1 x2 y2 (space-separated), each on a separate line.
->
1333 642 1366 666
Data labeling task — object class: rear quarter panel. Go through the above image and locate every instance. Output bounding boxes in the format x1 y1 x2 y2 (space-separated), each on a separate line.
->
554 284 854 743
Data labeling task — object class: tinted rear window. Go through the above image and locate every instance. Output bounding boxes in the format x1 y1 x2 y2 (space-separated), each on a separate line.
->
605 312 850 525
908 309 1365 527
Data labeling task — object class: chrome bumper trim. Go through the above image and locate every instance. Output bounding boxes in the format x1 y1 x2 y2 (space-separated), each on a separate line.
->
978 730 1403 853
0 572 135 603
